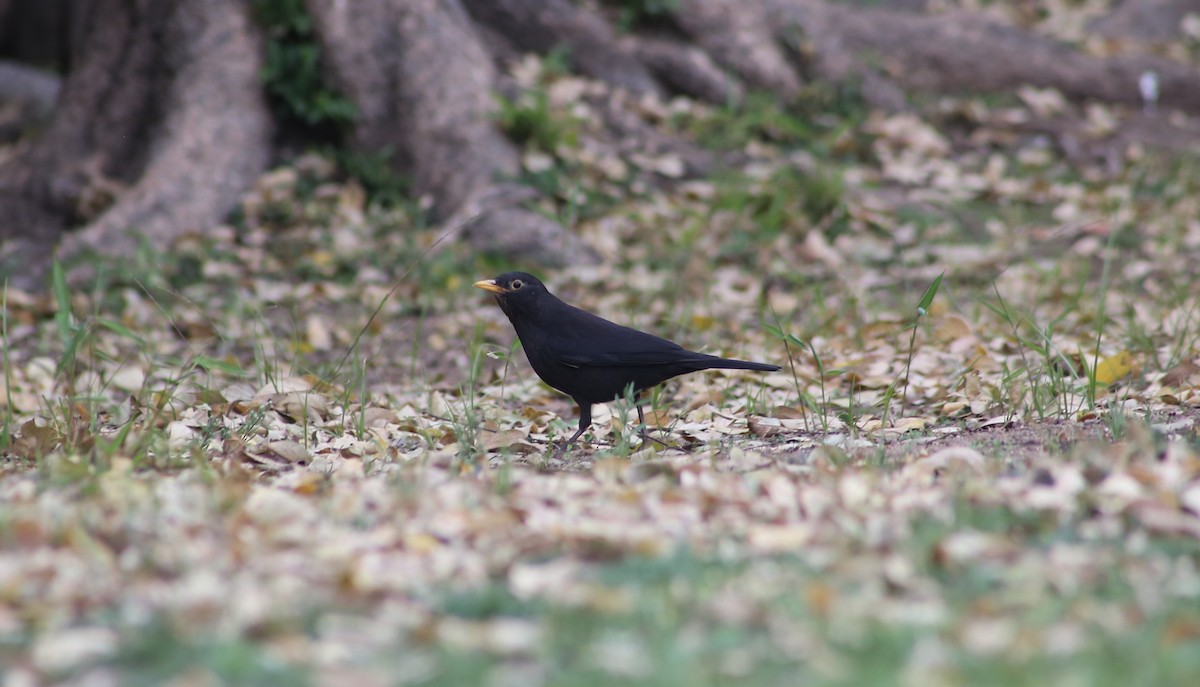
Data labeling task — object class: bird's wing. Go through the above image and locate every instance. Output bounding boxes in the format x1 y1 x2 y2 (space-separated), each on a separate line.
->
559 348 695 368
546 302 702 368
556 323 697 368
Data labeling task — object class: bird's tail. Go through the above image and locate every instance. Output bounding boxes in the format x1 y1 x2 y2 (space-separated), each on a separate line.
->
693 356 780 372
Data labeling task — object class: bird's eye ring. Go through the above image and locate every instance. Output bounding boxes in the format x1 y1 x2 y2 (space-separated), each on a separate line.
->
511 280 524 290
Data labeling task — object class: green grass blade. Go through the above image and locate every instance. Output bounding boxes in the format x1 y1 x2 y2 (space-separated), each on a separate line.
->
193 356 248 377
95 318 147 346
51 259 74 344
916 271 944 316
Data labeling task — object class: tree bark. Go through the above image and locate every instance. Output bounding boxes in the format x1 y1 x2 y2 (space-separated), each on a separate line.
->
463 0 665 98
0 0 271 288
307 0 596 265
1092 0 1196 42
672 0 803 100
770 0 1200 114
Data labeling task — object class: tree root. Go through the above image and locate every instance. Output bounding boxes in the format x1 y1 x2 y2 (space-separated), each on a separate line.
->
309 0 597 267
769 0 1200 114
0 0 271 289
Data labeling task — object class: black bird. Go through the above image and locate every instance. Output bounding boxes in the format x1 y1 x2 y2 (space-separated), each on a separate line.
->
475 271 780 452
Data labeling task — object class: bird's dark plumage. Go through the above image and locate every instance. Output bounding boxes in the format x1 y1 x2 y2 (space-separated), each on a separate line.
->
475 271 779 452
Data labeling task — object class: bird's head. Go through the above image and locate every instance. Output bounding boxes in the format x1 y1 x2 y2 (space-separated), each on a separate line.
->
474 271 548 320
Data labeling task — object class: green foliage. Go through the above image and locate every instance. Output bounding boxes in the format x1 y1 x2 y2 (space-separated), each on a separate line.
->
681 89 866 154
764 313 824 432
594 547 743 587
713 165 844 258
445 325 492 470
613 0 680 31
440 584 545 620
411 544 1200 687
982 282 1091 422
1085 223 1121 409
496 89 578 153
489 50 645 229
493 73 621 225
718 166 842 231
109 620 311 687
334 148 412 210
889 271 944 420
252 0 355 129
50 259 83 379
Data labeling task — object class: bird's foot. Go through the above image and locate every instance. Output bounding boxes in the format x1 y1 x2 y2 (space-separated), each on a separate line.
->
549 440 579 460
637 428 672 450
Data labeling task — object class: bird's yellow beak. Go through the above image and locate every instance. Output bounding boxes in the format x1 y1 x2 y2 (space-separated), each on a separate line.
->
473 279 506 294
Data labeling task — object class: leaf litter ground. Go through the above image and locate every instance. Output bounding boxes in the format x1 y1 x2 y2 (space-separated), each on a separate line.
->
4 37 1200 687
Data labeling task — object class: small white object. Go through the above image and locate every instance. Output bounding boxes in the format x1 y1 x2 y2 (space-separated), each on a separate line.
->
1139 71 1159 113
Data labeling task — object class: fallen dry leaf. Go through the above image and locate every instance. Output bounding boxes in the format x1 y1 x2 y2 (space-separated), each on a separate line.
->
1094 351 1133 385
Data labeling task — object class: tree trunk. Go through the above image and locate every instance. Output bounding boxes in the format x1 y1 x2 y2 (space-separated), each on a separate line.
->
0 0 271 289
306 0 596 265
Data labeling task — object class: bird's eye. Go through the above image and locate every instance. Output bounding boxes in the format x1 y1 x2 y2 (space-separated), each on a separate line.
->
511 280 523 290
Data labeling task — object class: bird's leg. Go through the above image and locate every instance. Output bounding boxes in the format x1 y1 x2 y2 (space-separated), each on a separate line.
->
635 403 670 449
553 403 592 458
